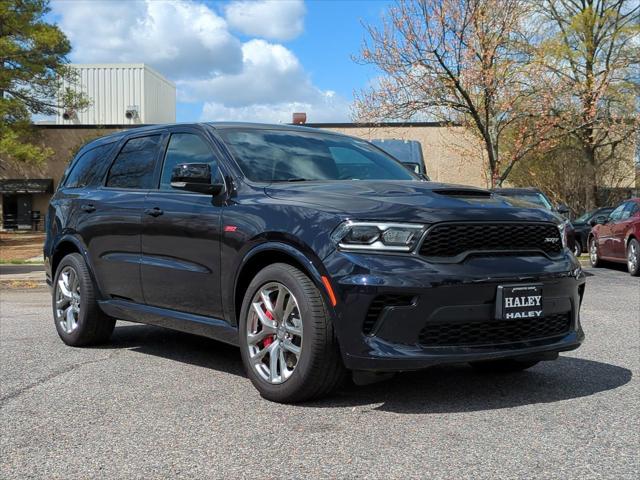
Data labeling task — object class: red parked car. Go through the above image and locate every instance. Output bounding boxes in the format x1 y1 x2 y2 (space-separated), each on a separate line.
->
588 198 640 276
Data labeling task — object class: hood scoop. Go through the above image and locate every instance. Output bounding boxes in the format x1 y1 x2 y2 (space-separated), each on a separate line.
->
433 188 492 198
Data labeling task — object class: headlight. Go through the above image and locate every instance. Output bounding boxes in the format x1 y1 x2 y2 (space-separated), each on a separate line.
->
331 221 426 252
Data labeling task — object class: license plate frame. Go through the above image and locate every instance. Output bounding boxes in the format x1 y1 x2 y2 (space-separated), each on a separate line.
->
495 284 544 320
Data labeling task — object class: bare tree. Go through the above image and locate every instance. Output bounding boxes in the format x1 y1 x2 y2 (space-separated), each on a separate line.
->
535 0 639 208
355 0 561 186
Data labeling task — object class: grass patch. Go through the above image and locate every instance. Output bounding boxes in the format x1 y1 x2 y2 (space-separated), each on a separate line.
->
0 259 44 265
0 280 44 289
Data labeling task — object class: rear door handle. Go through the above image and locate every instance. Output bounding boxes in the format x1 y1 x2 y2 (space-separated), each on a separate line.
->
80 204 96 213
144 207 163 217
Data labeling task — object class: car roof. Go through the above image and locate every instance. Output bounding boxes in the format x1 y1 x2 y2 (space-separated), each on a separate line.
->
79 121 354 155
206 121 352 138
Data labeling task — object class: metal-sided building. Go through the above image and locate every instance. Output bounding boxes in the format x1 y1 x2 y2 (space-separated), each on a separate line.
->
1 63 175 230
57 63 176 125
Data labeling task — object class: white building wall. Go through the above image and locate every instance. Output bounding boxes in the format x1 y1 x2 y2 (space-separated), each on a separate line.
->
144 66 177 124
57 64 175 125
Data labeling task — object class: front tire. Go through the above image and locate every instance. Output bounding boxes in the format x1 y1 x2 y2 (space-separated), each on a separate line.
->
589 236 602 267
239 263 344 403
52 253 115 346
470 359 540 372
627 239 640 276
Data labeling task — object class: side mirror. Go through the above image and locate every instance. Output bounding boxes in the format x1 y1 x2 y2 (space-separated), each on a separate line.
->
170 163 225 195
556 203 570 215
589 215 607 227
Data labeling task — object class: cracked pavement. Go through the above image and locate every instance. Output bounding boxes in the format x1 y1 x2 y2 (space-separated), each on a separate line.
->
1 264 638 479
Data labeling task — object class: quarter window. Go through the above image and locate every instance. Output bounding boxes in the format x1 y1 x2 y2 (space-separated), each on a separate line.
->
160 134 218 190
106 135 162 189
64 143 114 188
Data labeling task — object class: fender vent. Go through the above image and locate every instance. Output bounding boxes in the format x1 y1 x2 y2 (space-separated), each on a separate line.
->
363 295 414 335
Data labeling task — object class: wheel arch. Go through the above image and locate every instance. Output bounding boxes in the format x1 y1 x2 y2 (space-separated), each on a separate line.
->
625 233 637 248
51 235 102 297
232 242 334 326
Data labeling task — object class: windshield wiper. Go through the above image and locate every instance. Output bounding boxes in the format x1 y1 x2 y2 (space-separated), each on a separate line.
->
285 178 310 182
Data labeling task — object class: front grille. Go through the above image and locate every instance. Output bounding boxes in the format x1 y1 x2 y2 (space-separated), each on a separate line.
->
418 312 571 347
363 294 414 335
419 223 562 259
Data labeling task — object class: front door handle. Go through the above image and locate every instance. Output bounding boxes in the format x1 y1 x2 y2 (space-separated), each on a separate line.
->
144 207 163 217
80 203 96 213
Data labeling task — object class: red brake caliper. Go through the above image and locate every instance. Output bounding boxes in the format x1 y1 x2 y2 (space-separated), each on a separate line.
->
262 308 275 348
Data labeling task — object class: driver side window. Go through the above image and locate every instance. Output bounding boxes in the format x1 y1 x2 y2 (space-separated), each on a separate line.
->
160 133 219 190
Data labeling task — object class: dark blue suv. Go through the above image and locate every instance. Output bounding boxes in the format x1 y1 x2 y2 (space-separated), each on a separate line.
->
45 123 585 402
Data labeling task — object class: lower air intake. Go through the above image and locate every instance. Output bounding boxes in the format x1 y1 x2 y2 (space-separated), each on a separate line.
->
418 312 571 347
363 295 414 335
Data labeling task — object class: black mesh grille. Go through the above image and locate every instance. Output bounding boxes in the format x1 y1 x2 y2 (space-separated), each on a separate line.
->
363 295 414 335
419 223 562 259
418 312 571 347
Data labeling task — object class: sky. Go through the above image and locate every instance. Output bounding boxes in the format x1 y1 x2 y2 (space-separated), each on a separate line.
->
49 0 393 123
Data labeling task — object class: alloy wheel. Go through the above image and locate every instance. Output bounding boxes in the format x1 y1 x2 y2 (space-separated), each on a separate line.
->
55 266 81 334
629 242 639 273
590 239 598 265
246 282 303 384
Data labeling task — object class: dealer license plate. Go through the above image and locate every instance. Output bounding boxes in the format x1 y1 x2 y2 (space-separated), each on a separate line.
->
495 284 543 320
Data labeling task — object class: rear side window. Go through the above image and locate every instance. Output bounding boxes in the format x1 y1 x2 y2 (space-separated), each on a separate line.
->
106 135 162 189
64 143 114 188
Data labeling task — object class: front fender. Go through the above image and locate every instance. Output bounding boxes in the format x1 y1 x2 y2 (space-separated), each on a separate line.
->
224 239 337 327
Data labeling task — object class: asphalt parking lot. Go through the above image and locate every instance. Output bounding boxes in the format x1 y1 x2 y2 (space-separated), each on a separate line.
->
1 264 638 479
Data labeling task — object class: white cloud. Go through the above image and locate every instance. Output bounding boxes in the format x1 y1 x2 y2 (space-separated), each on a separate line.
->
225 0 305 41
201 93 349 123
52 0 242 79
179 40 314 105
52 0 349 123
182 39 350 122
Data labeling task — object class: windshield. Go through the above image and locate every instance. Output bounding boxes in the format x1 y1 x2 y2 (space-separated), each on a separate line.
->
217 129 417 182
503 192 553 210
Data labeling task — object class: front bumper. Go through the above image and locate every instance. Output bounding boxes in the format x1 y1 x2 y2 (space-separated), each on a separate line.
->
324 250 586 372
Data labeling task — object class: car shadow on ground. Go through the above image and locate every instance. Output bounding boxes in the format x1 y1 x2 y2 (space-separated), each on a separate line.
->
106 323 632 414
106 323 246 378
317 358 632 414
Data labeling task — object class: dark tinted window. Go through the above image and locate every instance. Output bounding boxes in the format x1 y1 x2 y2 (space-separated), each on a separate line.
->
64 143 114 188
106 135 162 189
218 129 415 182
160 134 217 190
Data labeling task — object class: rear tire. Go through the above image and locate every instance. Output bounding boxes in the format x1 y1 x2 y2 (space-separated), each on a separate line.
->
627 239 640 276
239 263 345 403
589 236 602 268
573 241 581 257
470 359 540 372
52 253 115 346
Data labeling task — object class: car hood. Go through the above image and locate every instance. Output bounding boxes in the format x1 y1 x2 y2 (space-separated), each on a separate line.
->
264 181 560 224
